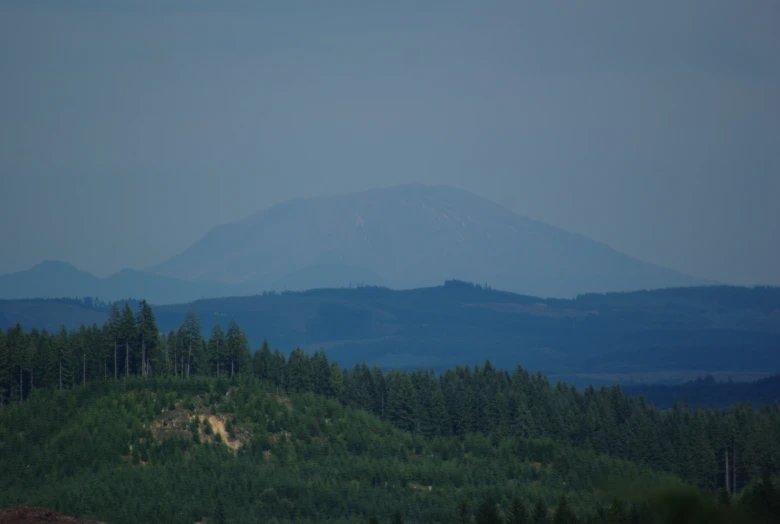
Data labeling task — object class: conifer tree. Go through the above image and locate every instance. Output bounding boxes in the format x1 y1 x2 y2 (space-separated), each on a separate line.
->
532 500 548 524
0 328 9 405
53 326 73 389
387 371 418 432
180 309 202 377
509 497 528 524
214 497 226 524
119 304 136 378
208 321 226 378
457 502 471 524
249 338 267 378
286 347 311 392
553 496 576 524
136 300 159 377
224 319 242 377
329 362 344 399
426 378 450 436
311 350 331 395
476 495 501 524
226 319 251 376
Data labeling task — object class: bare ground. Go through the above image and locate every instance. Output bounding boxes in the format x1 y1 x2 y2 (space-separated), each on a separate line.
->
0 506 105 524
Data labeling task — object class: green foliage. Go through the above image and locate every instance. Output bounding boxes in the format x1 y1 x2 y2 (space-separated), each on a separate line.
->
2 307 780 523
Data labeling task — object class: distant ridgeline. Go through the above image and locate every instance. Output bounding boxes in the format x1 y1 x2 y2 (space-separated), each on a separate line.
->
1 300 780 503
1 282 780 389
624 374 780 410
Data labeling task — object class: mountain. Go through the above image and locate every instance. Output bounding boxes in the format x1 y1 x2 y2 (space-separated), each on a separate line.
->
149 184 713 298
0 260 101 299
0 261 388 304
3 185 713 302
4 282 778 387
0 261 237 305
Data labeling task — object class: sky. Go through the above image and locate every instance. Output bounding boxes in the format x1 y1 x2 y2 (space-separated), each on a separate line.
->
1 0 779 286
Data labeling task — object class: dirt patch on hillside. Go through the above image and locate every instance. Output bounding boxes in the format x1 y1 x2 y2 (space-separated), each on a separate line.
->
147 399 246 451
197 414 243 451
0 506 105 523
149 402 201 441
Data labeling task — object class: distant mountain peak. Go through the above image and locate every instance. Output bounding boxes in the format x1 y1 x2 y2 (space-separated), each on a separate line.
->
147 184 709 297
31 259 83 271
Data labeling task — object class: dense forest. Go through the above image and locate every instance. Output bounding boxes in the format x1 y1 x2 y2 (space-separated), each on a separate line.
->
2 301 780 522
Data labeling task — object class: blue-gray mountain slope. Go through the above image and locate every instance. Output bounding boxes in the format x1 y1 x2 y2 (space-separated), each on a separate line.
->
149 184 711 298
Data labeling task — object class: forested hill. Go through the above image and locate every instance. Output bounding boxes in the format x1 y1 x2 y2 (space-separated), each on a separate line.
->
3 315 780 522
5 378 780 524
2 307 780 498
1 283 779 387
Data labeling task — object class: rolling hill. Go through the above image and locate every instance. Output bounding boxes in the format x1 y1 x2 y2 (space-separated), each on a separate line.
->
0 261 237 305
2 282 778 387
148 184 712 298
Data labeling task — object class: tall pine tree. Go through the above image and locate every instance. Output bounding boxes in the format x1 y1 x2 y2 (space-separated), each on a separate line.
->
208 321 226 378
136 300 159 377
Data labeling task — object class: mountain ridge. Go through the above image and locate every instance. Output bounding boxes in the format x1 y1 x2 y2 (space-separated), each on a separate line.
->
147 183 713 297
0 260 387 304
2 185 716 302
2 282 778 387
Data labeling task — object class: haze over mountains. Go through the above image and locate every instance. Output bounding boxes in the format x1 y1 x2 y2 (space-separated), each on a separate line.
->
1 184 713 303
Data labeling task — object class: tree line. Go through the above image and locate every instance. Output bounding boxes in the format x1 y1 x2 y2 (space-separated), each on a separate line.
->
1 302 779 493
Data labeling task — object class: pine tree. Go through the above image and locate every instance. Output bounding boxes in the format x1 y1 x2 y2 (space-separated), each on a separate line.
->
87 324 103 382
267 349 286 388
329 362 344 399
119 304 137 378
72 327 87 386
5 324 26 401
226 319 251 376
371 366 388 417
457 502 471 524
387 372 418 432
53 327 73 389
0 328 9 405
532 500 548 524
427 379 451 436
287 348 312 392
214 497 226 524
476 495 501 524
311 350 331 395
180 309 202 377
346 363 371 410
33 330 52 390
252 338 270 379
106 302 121 380
508 497 528 524
553 496 576 524
208 321 226 378
136 300 159 377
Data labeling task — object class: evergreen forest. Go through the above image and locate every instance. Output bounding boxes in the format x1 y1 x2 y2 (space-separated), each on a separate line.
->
1 301 780 523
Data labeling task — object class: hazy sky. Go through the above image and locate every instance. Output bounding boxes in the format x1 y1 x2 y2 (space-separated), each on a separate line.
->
1 0 778 286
